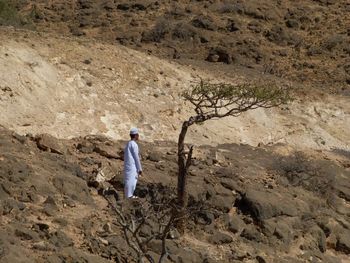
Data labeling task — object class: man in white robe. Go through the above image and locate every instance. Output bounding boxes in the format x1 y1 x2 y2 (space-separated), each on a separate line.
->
123 128 142 198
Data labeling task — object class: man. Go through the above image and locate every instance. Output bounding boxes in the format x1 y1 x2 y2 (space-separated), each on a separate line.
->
124 128 142 198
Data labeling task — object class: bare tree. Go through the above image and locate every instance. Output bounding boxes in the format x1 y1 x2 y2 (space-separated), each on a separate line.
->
176 79 291 233
103 190 177 263
102 184 206 263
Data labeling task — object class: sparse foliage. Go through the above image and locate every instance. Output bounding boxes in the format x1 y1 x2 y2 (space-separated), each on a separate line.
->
183 80 290 122
176 79 291 233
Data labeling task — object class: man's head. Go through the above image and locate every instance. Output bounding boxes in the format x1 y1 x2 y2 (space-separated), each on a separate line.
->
130 128 139 140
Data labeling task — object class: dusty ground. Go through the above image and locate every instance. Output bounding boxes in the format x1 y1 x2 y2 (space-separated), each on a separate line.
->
0 28 349 154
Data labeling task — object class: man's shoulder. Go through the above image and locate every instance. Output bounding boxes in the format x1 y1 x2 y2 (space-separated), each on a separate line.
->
127 140 138 147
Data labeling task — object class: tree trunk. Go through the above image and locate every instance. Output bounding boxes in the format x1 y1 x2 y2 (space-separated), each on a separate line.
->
176 121 191 234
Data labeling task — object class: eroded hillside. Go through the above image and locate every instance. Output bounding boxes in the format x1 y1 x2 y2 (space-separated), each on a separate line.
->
0 28 349 153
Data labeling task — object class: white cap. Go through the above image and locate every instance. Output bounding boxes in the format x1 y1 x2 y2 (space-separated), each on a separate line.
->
130 128 139 135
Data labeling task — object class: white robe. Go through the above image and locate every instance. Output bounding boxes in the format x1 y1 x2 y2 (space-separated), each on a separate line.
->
123 140 142 198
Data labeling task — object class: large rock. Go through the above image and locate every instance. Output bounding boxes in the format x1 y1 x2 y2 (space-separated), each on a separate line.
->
209 231 233 244
273 221 294 244
311 226 327 253
240 225 264 242
1 199 26 215
220 178 241 192
206 47 233 64
0 183 10 200
176 248 203 263
35 134 66 155
53 175 93 205
336 230 350 254
238 188 303 220
223 214 245 234
76 141 94 154
93 144 120 159
49 231 73 248
211 195 234 212
300 226 326 253
90 161 119 189
334 175 350 202
42 195 59 216
147 150 163 162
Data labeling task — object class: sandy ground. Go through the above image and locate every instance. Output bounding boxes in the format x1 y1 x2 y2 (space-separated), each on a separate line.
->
0 28 349 153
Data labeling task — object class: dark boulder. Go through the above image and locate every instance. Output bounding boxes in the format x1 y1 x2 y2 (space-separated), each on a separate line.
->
240 225 264 242
237 188 301 220
77 141 94 154
206 47 233 64
211 195 234 212
35 134 66 155
336 230 350 254
117 4 130 11
49 231 73 248
286 19 299 28
226 20 240 32
227 215 245 234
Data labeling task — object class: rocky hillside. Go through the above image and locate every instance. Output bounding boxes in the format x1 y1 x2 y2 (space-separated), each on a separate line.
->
1 126 350 262
0 1 349 262
7 0 350 93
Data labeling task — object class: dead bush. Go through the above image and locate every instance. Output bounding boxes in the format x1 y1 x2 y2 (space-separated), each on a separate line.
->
141 18 172 43
172 22 197 41
274 152 335 197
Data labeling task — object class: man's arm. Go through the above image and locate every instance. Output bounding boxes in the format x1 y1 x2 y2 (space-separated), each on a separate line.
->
130 142 142 174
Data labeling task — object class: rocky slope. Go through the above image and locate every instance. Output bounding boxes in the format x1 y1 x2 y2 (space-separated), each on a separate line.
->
8 0 350 93
0 126 349 262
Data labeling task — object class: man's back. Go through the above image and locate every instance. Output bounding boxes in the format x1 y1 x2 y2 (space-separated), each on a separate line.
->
123 128 142 198
124 140 141 175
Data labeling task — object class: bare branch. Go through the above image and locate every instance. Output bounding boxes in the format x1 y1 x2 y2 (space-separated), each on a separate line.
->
102 186 190 263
